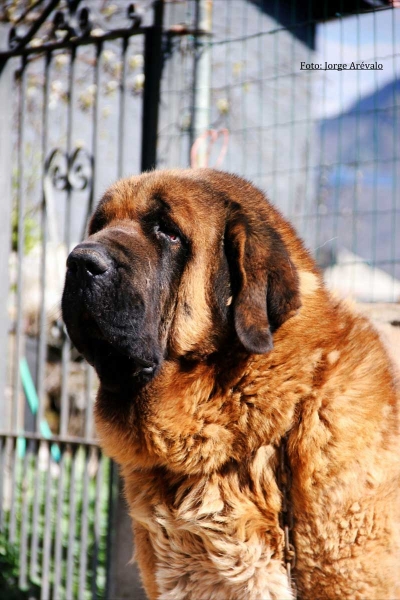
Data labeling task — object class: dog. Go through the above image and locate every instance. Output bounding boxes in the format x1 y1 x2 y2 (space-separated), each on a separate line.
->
62 169 400 600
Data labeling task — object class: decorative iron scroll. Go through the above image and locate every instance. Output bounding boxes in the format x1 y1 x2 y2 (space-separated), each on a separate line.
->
45 147 93 193
44 147 94 244
7 1 143 55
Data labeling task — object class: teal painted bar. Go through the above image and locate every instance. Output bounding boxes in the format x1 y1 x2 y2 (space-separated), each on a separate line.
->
19 357 60 461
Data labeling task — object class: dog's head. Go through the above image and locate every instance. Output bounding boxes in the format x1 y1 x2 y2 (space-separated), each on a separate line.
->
62 170 302 394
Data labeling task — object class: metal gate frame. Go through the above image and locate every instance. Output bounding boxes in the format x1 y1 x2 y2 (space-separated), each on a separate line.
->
0 2 165 598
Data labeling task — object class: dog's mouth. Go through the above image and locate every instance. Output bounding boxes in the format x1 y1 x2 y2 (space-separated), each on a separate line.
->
77 315 159 390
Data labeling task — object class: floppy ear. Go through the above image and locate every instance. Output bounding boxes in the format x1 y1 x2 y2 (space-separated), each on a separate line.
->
225 206 301 354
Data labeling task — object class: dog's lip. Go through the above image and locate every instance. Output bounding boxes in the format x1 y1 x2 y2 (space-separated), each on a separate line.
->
71 312 158 382
132 355 154 369
91 334 155 370
93 344 157 392
86 321 156 371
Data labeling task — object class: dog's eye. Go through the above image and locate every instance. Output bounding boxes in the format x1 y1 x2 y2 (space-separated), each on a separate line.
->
154 224 181 244
166 233 180 243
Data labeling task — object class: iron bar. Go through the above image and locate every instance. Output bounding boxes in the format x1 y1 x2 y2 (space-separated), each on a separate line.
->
18 440 31 590
41 441 54 600
82 40 101 239
162 5 174 170
190 0 212 164
0 35 13 431
82 40 102 441
141 0 164 172
91 447 103 599
78 445 90 599
52 448 66 599
29 439 42 581
8 436 18 543
0 25 147 60
59 46 76 437
0 431 99 447
104 459 118 600
66 445 77 600
36 51 51 431
12 56 28 435
117 37 128 179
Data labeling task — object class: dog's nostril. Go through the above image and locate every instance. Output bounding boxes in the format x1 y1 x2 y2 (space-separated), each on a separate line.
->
82 253 109 275
67 244 112 278
68 259 79 275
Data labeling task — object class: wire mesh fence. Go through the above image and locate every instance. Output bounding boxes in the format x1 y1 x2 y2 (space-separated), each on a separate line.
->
159 0 400 303
0 1 399 599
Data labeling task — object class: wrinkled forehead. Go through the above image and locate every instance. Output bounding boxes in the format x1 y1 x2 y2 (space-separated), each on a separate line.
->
90 171 226 242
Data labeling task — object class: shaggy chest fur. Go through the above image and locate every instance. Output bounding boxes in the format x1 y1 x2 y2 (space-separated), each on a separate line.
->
123 448 292 600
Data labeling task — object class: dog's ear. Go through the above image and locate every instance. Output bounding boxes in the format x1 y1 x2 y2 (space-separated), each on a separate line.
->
225 205 301 354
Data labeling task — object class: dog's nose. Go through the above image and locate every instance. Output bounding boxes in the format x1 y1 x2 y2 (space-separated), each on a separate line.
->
67 243 113 279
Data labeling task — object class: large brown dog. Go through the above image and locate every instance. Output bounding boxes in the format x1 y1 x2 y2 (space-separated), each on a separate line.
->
62 169 400 600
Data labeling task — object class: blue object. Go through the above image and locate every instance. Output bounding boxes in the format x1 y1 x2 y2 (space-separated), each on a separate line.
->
19 357 61 461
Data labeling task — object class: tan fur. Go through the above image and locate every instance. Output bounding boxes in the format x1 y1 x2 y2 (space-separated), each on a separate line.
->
88 170 400 599
298 270 320 296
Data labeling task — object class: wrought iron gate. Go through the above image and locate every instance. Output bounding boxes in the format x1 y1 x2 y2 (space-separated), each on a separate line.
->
0 2 164 598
